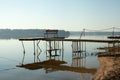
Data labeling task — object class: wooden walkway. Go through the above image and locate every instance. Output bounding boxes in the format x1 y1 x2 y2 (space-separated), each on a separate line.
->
19 37 120 43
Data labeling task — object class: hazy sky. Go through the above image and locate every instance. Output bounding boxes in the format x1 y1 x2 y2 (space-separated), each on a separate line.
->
0 0 120 31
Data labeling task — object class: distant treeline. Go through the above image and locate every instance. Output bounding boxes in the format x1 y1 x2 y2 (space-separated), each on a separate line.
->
0 29 119 39
0 29 70 39
70 31 120 36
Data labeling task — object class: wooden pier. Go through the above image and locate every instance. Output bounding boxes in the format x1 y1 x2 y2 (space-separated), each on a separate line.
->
19 37 120 64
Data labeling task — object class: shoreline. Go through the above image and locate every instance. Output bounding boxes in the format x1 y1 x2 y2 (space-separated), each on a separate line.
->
93 56 120 80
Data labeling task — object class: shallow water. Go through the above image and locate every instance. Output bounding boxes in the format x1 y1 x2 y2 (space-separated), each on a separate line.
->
0 36 108 80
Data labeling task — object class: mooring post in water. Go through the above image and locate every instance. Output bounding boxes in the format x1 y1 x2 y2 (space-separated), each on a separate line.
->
79 41 81 56
84 42 86 56
62 41 64 61
49 41 52 58
54 41 57 56
33 41 36 63
46 41 47 59
118 42 120 52
46 40 52 59
36 40 41 62
32 40 42 62
21 41 25 65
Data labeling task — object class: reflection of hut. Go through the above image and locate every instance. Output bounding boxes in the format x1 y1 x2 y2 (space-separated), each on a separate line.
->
17 59 66 70
17 59 96 74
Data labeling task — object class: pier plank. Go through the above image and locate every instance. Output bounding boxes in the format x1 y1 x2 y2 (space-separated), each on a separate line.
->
19 37 120 43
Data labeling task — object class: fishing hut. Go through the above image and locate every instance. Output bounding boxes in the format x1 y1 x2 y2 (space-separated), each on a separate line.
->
20 29 66 64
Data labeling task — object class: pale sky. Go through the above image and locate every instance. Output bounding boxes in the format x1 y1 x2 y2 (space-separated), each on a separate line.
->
0 0 120 31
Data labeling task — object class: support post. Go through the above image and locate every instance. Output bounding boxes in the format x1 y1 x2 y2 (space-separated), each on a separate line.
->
62 41 64 61
21 41 25 65
36 40 41 62
33 41 36 63
49 41 52 59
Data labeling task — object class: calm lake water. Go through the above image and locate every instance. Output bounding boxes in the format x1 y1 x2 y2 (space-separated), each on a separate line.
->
0 35 108 80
